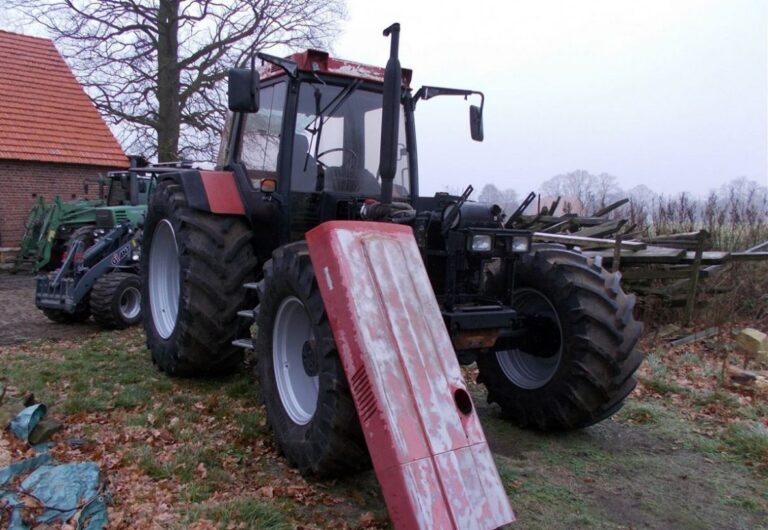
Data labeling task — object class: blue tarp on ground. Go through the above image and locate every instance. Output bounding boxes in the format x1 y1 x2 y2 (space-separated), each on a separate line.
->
1 406 109 529
8 404 46 443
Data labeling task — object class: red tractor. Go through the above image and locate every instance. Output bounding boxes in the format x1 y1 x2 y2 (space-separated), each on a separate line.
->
140 25 642 479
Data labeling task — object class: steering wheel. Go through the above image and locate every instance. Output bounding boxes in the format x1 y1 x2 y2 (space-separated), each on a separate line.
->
316 147 358 169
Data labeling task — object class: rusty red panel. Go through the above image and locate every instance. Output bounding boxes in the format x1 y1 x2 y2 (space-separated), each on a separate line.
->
260 49 413 87
306 221 514 530
198 170 245 215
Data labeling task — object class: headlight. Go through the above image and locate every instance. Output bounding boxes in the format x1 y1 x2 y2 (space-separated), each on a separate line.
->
511 235 530 253
470 234 493 252
131 252 140 261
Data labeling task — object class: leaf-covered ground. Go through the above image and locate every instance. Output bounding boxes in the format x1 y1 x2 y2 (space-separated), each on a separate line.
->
1 323 767 529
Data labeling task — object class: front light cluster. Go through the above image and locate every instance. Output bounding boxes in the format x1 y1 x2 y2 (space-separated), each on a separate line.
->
511 235 530 253
469 233 531 253
470 234 493 252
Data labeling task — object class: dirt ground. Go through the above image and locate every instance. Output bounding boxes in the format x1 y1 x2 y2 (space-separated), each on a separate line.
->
0 272 101 345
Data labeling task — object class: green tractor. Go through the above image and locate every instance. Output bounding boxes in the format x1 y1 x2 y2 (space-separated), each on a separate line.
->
13 168 150 272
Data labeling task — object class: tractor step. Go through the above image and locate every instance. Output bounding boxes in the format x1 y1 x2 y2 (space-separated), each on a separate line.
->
243 282 260 291
237 309 256 319
232 338 254 349
306 221 514 530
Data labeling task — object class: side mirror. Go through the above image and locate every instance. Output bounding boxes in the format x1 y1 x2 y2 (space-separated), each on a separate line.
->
469 105 484 142
228 68 260 113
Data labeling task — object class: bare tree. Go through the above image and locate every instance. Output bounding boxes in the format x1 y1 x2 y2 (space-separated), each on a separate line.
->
477 183 504 205
9 0 346 161
477 184 519 215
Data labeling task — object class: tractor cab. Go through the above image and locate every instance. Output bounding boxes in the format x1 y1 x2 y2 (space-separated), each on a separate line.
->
91 171 151 229
219 49 483 242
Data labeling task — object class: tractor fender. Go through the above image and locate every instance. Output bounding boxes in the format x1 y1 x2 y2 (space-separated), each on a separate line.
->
306 221 515 530
163 170 246 215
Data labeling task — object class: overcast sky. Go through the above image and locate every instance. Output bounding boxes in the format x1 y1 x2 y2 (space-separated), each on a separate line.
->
335 0 768 197
2 1 765 198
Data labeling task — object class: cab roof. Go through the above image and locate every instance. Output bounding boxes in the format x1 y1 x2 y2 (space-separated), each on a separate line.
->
260 49 412 88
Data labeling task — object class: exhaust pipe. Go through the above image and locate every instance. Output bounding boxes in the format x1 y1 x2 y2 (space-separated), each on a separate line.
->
378 23 401 209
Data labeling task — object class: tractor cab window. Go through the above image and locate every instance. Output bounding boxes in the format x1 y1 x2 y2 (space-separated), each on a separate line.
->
292 83 409 197
240 82 287 183
106 177 128 206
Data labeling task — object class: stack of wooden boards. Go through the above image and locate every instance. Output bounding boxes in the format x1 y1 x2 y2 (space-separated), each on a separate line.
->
506 196 768 323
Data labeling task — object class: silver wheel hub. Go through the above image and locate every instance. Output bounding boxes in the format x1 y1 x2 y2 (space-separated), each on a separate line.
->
273 296 319 425
119 286 141 320
496 288 563 390
148 219 180 339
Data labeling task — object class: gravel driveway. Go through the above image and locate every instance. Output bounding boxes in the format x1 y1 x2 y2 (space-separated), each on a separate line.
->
0 272 102 346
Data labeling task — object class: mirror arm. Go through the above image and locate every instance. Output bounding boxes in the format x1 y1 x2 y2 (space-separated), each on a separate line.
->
256 52 298 79
413 85 484 109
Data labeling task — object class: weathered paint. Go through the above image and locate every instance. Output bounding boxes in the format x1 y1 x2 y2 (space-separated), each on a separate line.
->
260 49 413 87
306 221 515 530
199 170 245 215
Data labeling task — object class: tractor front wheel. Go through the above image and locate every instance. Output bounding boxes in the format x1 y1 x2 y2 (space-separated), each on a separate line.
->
90 272 142 329
477 245 643 430
255 242 369 477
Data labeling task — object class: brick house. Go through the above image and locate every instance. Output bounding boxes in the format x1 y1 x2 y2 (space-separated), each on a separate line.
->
0 30 127 247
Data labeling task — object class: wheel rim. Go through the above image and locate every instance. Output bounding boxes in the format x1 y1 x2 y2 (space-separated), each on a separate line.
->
273 296 319 425
119 286 141 320
149 219 180 339
496 288 563 390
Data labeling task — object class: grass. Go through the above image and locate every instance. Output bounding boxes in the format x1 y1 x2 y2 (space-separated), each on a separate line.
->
2 327 767 529
722 423 768 467
186 498 292 529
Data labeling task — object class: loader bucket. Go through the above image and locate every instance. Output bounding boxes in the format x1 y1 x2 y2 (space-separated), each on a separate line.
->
306 221 514 530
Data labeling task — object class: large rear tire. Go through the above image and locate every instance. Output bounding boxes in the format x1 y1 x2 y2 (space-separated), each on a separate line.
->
477 246 643 430
141 179 257 376
90 272 142 329
255 242 368 477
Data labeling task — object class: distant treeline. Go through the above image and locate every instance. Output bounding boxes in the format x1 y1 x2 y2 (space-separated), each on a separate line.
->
474 170 768 251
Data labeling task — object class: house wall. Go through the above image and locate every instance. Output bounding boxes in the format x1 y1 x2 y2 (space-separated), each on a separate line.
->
0 159 117 247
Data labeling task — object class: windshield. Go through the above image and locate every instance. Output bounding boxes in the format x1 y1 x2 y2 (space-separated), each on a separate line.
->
291 82 410 197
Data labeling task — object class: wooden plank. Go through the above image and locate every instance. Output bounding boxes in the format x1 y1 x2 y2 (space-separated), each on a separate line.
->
684 231 707 325
665 238 768 294
518 214 602 227
612 234 622 272
593 198 629 217
729 252 768 262
533 232 646 250
669 327 719 347
571 219 626 238
645 231 703 242
540 219 572 233
681 251 730 265
586 246 686 264
644 240 704 250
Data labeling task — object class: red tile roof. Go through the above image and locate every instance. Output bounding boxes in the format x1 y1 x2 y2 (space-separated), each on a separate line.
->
0 30 127 167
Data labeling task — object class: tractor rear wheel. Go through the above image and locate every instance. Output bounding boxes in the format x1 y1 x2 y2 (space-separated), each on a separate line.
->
141 179 257 376
477 245 643 430
90 272 142 329
255 242 369 477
